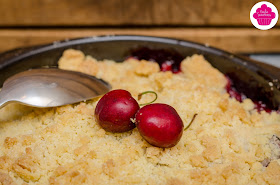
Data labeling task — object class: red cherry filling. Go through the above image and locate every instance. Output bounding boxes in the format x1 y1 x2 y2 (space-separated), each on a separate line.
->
254 101 272 113
225 76 246 102
161 61 173 72
225 76 273 113
130 47 182 73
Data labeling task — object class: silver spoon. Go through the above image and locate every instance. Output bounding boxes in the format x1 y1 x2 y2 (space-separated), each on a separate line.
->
0 68 111 108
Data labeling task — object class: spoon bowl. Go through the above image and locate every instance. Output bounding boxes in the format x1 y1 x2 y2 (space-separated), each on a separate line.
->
0 68 111 108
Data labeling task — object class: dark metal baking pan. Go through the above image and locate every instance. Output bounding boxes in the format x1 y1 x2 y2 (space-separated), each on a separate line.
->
0 35 279 110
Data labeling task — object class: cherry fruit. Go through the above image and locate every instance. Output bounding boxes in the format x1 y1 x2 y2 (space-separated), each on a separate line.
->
95 89 140 133
135 103 184 148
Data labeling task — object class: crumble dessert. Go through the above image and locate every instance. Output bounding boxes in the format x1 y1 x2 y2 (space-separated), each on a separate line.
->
0 49 280 185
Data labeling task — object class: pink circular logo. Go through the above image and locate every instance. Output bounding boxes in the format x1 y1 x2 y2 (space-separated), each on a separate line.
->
250 1 278 30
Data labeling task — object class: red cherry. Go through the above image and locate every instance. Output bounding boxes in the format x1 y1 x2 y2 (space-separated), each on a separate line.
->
95 89 140 133
135 103 184 148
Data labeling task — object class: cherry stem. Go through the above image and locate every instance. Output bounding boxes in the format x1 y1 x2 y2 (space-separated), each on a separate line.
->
184 113 198 131
138 91 158 106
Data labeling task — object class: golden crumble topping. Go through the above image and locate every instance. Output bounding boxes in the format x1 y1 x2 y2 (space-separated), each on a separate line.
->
0 49 280 185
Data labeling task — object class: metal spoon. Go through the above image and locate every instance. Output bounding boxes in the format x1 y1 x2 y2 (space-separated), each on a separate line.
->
0 68 111 108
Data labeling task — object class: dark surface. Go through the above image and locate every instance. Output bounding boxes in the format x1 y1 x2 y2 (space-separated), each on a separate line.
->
0 35 279 110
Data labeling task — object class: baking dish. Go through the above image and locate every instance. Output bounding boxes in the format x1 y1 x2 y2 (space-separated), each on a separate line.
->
0 35 279 110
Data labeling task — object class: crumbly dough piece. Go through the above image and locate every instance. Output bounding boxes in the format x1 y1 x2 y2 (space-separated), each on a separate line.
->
0 49 280 185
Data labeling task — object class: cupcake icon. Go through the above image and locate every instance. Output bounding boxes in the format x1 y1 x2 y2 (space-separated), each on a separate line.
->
253 4 276 25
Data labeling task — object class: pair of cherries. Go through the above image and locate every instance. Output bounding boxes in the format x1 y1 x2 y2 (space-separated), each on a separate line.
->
95 89 184 148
